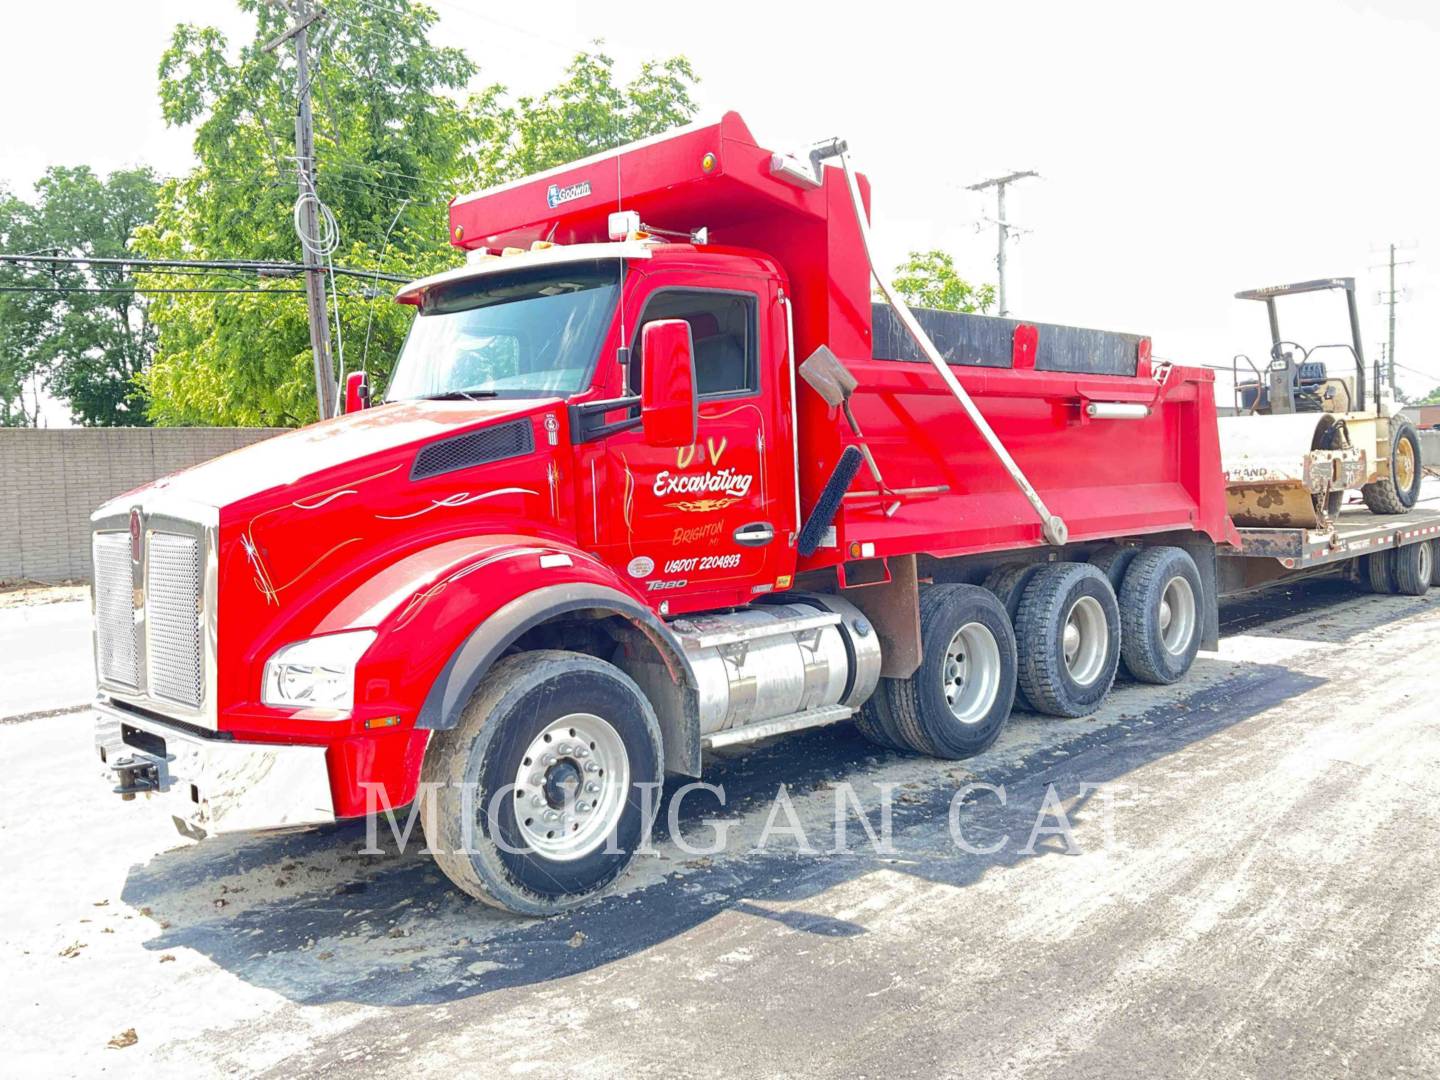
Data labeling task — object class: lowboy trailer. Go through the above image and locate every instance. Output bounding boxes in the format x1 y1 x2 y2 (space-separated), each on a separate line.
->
91 113 1436 914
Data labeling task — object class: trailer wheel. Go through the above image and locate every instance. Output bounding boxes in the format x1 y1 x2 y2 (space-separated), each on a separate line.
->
420 650 662 915
1362 419 1422 514
1392 541 1433 597
1432 541 1440 587
1014 563 1121 717
1365 550 1397 594
1118 547 1203 684
1088 544 1142 594
868 584 1017 759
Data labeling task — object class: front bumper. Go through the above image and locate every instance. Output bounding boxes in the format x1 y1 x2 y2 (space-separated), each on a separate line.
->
94 700 335 836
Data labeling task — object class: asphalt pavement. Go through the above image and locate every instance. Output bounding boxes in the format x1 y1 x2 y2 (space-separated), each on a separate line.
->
2 578 1438 1078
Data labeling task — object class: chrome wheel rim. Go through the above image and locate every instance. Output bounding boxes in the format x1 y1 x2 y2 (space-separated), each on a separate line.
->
1062 595 1108 686
1159 575 1198 656
512 712 629 861
941 621 1002 724
1420 542 1433 585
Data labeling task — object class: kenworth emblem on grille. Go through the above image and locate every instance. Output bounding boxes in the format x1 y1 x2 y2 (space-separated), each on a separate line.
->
129 508 142 563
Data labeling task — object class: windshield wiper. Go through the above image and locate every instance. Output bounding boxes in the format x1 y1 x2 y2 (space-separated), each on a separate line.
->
414 388 500 402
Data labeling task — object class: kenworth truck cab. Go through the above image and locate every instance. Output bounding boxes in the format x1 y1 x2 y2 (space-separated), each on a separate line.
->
93 114 1236 914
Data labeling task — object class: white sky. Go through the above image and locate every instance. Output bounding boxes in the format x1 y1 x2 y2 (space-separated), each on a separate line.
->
4 0 1439 425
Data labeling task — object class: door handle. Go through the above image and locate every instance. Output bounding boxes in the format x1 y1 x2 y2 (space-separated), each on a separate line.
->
733 522 775 547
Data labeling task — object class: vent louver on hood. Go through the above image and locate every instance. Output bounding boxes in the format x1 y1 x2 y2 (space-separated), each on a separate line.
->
411 420 535 480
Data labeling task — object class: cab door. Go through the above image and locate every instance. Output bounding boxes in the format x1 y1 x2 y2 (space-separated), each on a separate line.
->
592 274 796 611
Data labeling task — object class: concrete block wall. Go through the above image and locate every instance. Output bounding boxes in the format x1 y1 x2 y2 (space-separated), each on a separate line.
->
0 428 283 584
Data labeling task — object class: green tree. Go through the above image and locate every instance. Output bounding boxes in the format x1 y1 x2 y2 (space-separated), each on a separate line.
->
0 167 158 426
1419 385 1440 405
140 0 698 426
891 250 996 314
0 186 45 426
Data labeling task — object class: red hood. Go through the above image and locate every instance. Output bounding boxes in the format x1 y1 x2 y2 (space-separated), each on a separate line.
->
128 399 556 509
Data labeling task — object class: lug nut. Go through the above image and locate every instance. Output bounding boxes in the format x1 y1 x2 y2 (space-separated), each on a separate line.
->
543 753 557 766
543 810 559 822
531 795 545 808
574 747 590 758
577 801 591 813
584 761 600 773
557 743 573 755
585 781 600 794
530 772 543 785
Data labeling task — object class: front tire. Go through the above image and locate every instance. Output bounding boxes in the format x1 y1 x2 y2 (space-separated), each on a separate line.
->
421 650 663 915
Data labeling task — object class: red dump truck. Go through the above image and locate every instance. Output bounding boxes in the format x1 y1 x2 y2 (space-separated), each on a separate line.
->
91 113 1437 914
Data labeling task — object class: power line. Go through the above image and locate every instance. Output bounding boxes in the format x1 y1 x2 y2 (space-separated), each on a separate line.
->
0 285 366 297
0 253 412 283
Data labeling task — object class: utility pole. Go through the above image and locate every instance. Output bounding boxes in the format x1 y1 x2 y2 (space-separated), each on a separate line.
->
967 170 1038 317
265 1 336 420
1370 241 1414 398
1386 243 1398 394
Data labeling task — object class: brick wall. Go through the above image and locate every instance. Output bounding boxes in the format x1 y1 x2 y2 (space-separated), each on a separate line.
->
0 428 283 584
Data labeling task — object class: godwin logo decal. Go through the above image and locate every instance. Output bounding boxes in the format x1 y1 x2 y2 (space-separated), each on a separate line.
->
546 180 592 208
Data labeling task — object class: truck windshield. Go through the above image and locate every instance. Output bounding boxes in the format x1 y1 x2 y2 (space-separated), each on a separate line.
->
386 260 620 401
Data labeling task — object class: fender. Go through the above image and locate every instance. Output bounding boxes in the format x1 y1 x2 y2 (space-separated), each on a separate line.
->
317 534 700 772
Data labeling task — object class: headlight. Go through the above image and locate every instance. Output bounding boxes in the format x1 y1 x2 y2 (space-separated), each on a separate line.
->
262 630 377 712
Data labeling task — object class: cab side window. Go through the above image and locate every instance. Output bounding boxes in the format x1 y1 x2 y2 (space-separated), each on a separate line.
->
634 290 758 398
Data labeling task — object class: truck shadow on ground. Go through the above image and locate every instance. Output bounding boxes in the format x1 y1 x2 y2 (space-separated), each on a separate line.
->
1218 579 1434 642
121 656 1324 1007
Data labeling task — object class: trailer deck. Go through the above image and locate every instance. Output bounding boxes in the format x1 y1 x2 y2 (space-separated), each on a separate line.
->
1226 481 1440 572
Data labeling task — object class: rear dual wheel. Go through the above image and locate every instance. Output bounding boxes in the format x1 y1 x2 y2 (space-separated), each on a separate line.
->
1117 547 1204 684
857 584 1018 759
1015 563 1122 717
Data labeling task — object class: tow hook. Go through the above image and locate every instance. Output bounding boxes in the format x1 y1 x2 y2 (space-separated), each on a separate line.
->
108 755 162 801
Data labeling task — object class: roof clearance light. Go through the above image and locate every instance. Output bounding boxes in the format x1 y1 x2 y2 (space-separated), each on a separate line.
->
465 247 497 264
501 246 526 257
608 210 641 241
530 240 557 251
701 152 717 173
453 225 464 240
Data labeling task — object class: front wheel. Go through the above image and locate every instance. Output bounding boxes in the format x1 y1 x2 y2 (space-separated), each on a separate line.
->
421 650 663 915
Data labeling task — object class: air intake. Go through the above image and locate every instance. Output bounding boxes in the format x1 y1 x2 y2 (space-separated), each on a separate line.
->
411 421 535 480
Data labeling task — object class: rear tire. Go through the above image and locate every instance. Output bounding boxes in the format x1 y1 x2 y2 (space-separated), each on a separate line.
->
420 650 663 916
867 584 1018 759
1118 547 1203 684
1365 550 1397 594
1089 544 1142 594
1362 419 1422 514
1014 563 1121 718
1392 542 1433 596
981 563 1046 709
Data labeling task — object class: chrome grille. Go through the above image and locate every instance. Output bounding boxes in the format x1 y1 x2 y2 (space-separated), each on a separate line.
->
93 533 139 689
146 532 204 708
